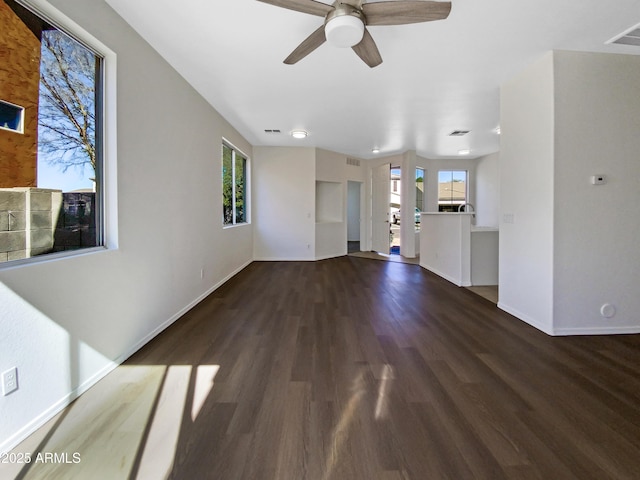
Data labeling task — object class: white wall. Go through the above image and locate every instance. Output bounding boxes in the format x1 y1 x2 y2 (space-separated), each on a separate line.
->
552 51 640 334
0 0 254 452
252 147 315 261
252 147 365 262
499 52 555 334
475 152 500 227
400 151 418 258
500 50 640 336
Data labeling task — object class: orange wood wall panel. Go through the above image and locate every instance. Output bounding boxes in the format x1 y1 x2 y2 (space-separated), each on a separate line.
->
0 0 40 188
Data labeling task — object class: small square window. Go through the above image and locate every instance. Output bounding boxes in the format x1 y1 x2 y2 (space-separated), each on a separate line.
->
0 100 25 133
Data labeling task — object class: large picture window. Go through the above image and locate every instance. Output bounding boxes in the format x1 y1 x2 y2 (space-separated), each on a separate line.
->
222 142 248 226
0 0 103 265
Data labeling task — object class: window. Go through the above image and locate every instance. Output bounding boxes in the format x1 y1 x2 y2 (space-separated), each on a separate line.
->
438 170 467 212
222 142 248 226
0 1 104 265
0 100 24 133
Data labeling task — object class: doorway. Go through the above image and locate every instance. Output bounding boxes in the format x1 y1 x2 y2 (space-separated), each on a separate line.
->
389 166 401 255
371 164 403 255
347 181 362 253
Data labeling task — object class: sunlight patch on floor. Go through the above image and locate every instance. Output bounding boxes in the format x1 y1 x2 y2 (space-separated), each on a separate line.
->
191 365 220 422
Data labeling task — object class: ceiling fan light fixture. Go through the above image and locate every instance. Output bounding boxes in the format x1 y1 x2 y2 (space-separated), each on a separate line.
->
325 15 365 48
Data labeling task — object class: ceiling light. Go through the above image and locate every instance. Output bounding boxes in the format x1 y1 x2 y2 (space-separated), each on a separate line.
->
495 126 501 135
291 130 307 139
325 13 365 48
458 149 471 155
372 148 380 154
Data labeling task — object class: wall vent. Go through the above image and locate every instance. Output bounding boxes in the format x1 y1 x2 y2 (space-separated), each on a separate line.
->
608 24 640 47
449 130 470 136
264 129 281 133
346 157 361 167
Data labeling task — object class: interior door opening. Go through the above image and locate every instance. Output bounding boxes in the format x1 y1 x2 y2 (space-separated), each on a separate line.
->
347 181 361 253
390 166 401 255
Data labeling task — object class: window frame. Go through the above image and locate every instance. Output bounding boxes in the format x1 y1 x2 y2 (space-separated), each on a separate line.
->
221 140 250 227
0 0 117 269
0 100 25 134
437 170 468 212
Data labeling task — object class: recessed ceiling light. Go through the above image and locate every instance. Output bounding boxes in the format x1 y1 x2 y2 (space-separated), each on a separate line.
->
458 149 471 155
372 148 380 154
291 130 307 139
495 126 501 135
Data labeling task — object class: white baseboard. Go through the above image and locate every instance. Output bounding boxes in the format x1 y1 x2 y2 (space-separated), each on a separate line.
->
253 256 315 262
552 325 640 336
0 259 253 455
0 360 117 455
497 302 640 336
115 259 253 365
419 264 468 287
315 253 346 261
497 302 555 336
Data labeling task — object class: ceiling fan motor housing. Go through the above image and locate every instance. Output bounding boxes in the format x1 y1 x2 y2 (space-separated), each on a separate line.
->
325 4 365 48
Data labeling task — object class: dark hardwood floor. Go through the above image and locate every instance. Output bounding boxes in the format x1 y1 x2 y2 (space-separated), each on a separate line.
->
6 257 640 479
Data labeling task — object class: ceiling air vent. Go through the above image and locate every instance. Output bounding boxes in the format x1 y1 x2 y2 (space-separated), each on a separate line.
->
608 24 640 47
264 129 281 133
346 157 361 167
449 130 470 136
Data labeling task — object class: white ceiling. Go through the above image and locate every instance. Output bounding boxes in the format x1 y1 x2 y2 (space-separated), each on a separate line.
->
105 0 640 160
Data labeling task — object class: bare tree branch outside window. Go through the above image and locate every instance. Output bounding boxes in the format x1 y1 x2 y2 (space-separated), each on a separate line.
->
38 30 97 181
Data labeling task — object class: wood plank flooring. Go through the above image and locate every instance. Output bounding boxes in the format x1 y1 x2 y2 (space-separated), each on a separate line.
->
3 257 640 479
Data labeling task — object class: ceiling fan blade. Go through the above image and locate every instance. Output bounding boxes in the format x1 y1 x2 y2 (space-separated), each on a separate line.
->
362 1 451 26
284 24 327 64
352 28 382 68
256 0 333 17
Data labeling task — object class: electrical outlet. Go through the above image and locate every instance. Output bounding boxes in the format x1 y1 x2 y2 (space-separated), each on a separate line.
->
2 367 18 396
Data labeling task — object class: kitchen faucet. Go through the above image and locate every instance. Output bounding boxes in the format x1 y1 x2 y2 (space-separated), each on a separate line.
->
457 203 475 213
458 203 476 224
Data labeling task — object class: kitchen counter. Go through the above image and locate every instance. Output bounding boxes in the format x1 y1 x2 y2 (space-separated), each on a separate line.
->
420 213 499 287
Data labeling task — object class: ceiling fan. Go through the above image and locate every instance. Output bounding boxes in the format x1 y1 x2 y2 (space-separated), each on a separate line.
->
257 0 452 68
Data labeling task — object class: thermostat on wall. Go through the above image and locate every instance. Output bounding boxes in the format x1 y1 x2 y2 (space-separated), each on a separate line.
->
591 175 606 185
